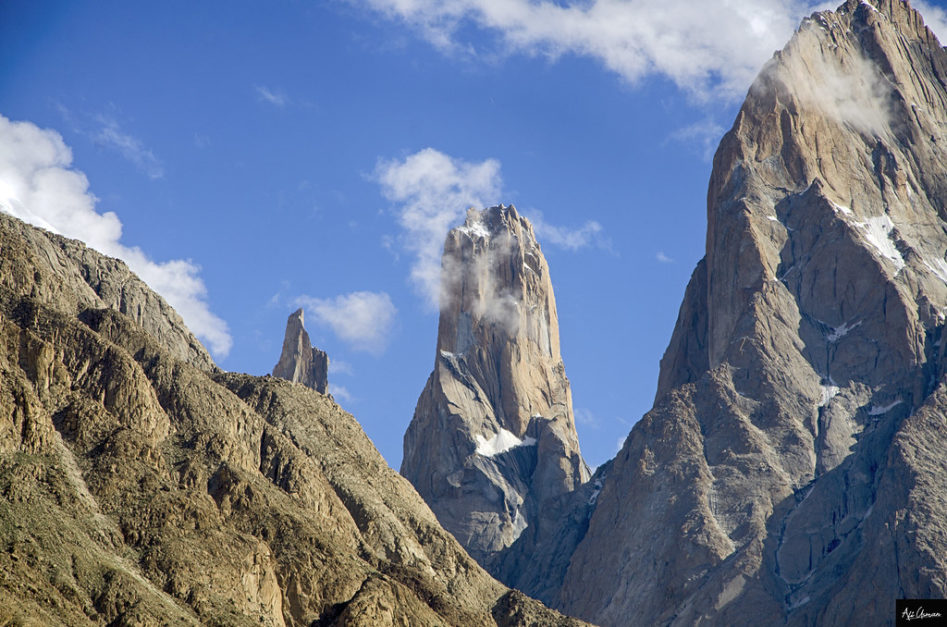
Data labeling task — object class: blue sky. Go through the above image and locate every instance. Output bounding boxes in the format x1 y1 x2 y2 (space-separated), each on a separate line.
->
3 0 946 468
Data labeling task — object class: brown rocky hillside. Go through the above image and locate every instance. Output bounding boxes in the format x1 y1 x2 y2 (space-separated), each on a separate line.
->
0 211 588 626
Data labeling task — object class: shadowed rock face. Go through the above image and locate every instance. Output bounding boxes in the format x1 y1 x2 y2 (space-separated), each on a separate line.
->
557 1 947 625
272 308 329 395
0 211 589 627
401 206 589 570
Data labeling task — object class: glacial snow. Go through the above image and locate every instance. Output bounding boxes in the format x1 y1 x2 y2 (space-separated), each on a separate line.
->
588 479 604 505
475 428 537 457
854 215 905 271
819 384 840 407
868 399 903 416
510 509 528 542
459 221 490 239
827 320 861 342
923 257 947 283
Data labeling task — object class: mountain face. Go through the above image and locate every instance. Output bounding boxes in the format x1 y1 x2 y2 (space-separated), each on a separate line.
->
0 211 587 627
273 308 329 395
401 206 590 569
555 1 947 624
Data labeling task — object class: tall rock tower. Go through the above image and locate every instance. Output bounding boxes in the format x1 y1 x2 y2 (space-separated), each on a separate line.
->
272 308 329 394
401 205 589 566
555 1 947 625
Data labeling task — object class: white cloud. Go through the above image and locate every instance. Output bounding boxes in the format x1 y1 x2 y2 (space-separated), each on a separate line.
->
669 118 726 161
527 211 607 251
0 114 232 357
656 251 674 263
575 407 599 428
914 0 947 43
329 359 355 376
376 148 609 310
94 116 164 179
376 148 502 309
759 23 893 135
255 85 289 107
357 0 826 100
331 384 354 403
297 291 397 354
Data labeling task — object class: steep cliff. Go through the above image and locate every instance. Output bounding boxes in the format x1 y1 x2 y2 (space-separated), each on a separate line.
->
272 308 329 395
401 206 590 570
559 1 947 624
0 210 586 626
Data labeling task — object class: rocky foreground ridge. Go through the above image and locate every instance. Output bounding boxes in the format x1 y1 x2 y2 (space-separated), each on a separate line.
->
401 205 590 585
546 1 947 624
0 210 587 626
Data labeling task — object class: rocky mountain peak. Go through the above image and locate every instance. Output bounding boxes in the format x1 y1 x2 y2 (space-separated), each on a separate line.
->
436 204 565 428
558 1 947 624
0 211 589 626
402 204 589 566
272 308 329 394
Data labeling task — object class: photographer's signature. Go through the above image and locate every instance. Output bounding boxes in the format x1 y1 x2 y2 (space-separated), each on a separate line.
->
902 606 943 621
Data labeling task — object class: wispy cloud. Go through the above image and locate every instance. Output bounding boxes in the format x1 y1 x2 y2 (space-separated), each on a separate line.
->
375 147 609 310
356 0 826 100
266 280 292 309
329 359 354 376
296 291 397 354
255 85 289 107
656 251 674 263
93 116 164 179
668 118 726 161
376 148 502 309
0 114 232 356
331 384 354 402
758 22 892 136
527 211 609 251
575 407 599 428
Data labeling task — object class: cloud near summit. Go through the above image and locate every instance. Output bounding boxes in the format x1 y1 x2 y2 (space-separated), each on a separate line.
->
356 0 834 100
375 147 606 311
376 148 502 309
297 291 397 355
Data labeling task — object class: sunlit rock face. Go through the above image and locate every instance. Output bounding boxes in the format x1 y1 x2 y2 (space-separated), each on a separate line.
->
557 1 947 625
401 205 589 569
0 210 590 626
272 308 329 395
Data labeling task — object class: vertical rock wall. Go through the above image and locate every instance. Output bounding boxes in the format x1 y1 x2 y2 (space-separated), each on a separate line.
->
401 205 589 566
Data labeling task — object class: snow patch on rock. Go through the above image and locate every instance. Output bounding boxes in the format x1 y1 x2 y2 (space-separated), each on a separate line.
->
854 215 904 271
459 220 490 239
868 399 902 416
923 257 947 283
819 384 840 407
475 428 537 457
827 320 862 342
